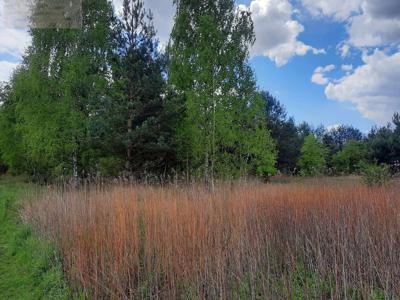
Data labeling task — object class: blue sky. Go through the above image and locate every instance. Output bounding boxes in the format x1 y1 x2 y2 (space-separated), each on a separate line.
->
235 0 400 133
1 0 399 133
248 15 376 132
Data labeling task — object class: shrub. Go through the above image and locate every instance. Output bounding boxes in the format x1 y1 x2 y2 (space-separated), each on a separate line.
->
97 156 124 178
361 163 392 186
332 140 366 175
0 161 7 174
297 135 326 177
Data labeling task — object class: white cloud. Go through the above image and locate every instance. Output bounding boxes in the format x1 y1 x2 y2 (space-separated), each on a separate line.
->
327 124 341 131
318 64 336 73
112 0 175 46
311 64 335 85
311 73 328 85
0 1 31 82
301 0 362 21
347 12 400 48
1 0 31 29
145 1 175 46
0 28 31 58
0 60 19 82
247 0 325 66
341 64 353 71
0 2 30 82
302 0 400 49
362 0 400 19
339 43 351 58
305 1 400 124
325 50 400 124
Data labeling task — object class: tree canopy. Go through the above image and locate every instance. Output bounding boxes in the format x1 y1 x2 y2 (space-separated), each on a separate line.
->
298 135 326 177
0 0 399 182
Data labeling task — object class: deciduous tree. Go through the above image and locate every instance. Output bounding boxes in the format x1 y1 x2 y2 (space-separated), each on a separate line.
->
298 135 326 176
169 0 276 186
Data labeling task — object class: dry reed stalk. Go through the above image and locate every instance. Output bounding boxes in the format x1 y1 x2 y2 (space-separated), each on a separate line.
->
22 179 400 299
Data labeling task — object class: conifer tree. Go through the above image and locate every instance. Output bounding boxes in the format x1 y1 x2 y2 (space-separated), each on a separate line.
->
111 0 177 177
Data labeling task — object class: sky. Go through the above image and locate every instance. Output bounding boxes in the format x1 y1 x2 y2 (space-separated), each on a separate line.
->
1 0 400 132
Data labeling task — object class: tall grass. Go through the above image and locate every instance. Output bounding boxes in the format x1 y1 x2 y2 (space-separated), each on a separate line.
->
23 179 400 299
0 177 72 299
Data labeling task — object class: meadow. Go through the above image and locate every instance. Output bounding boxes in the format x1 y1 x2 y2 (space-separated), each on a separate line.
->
0 177 72 299
22 177 400 299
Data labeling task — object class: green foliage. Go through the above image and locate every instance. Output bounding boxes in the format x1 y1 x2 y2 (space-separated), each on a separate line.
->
0 158 6 174
98 157 124 178
322 125 364 171
169 0 276 183
111 0 177 176
367 116 400 171
323 125 363 154
0 0 116 181
0 178 72 299
361 163 392 187
262 91 301 173
332 140 367 174
1 0 397 184
298 135 326 176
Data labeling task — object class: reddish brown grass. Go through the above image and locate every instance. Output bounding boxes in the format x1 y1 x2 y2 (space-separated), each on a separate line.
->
23 179 400 299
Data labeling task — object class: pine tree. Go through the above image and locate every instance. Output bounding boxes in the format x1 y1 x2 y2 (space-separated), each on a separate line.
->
111 0 177 177
262 91 302 173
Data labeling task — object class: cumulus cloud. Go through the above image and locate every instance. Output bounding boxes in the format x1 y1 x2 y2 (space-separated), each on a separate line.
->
305 0 400 124
325 50 400 124
311 64 335 85
247 0 324 66
341 64 353 71
301 0 362 21
347 10 400 48
338 43 351 58
362 0 400 19
302 0 400 49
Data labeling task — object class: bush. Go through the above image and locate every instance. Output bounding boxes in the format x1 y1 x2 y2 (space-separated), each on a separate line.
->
332 140 366 175
297 135 326 177
0 162 7 174
98 157 124 178
361 163 392 186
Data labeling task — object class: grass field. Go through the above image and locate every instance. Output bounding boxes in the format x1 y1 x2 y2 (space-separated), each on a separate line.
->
22 178 400 299
0 176 72 299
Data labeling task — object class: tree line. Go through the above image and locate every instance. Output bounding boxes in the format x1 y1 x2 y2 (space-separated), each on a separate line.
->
264 91 400 177
0 0 399 184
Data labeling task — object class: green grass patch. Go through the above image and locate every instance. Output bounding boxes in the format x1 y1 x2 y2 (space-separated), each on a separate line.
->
0 176 72 299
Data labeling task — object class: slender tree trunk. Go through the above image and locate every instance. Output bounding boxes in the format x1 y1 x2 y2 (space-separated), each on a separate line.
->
72 150 79 187
127 113 133 167
204 151 209 188
210 95 216 192
186 152 189 184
